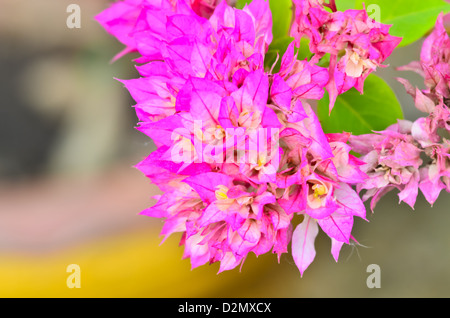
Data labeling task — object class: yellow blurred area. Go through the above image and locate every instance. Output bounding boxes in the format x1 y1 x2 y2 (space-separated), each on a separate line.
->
0 228 276 298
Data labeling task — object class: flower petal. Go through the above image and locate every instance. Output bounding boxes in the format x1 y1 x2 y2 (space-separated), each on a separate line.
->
292 216 319 277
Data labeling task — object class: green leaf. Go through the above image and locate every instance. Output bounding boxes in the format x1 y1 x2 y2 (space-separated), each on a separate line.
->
269 0 293 40
317 74 403 135
235 0 250 9
336 0 357 11
355 0 450 47
297 37 313 61
236 0 293 40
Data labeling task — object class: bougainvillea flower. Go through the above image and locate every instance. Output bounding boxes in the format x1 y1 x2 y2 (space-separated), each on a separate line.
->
271 41 330 105
419 141 450 205
179 172 294 271
283 130 367 275
392 13 450 208
398 13 450 102
191 0 221 18
97 0 376 276
349 120 424 210
290 0 401 112
95 0 144 61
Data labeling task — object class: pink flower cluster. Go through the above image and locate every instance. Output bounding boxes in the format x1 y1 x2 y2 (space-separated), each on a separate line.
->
350 14 450 210
290 0 401 111
96 0 402 275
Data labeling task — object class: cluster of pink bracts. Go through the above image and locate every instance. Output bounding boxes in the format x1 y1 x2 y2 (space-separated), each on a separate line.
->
96 0 449 276
350 13 450 211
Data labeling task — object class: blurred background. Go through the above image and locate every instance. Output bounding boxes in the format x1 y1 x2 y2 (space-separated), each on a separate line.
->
0 0 449 298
